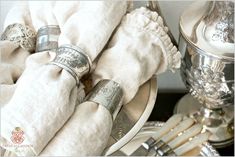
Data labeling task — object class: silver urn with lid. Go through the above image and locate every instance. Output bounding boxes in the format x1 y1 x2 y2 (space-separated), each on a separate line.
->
175 1 234 148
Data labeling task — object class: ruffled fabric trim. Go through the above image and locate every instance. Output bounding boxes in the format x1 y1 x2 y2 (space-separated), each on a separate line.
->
121 7 181 72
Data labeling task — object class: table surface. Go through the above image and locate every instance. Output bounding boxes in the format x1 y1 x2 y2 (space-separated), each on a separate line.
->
148 92 234 156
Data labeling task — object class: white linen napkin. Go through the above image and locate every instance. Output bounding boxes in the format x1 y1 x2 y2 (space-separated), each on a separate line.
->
0 2 35 112
0 1 60 106
57 1 127 61
1 1 127 156
0 41 30 84
0 2 34 84
53 1 80 28
41 101 112 156
0 84 16 107
0 2 80 105
40 7 181 156
0 1 81 105
29 1 80 31
28 1 58 31
3 2 34 30
93 7 181 104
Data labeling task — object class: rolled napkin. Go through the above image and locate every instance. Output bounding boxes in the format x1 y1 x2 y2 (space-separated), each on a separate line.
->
93 7 181 104
40 7 181 156
0 0 83 84
57 1 126 61
0 1 80 104
0 2 35 84
41 80 122 156
0 2 35 111
1 1 127 156
0 1 60 106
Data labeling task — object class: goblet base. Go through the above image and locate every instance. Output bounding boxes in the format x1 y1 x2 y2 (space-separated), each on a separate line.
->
174 94 234 148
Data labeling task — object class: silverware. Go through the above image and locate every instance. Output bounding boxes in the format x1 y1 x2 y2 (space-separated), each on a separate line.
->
154 118 194 145
167 132 211 156
119 122 210 156
154 124 203 156
130 114 183 156
153 118 195 156
116 121 219 156
167 124 203 149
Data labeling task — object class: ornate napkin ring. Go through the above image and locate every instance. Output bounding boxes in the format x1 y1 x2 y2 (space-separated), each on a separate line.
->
86 80 123 119
36 25 61 52
50 45 91 85
0 23 36 52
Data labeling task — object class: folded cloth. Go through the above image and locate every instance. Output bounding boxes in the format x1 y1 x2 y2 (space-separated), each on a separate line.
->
0 1 61 105
0 42 30 84
40 101 112 156
33 1 80 52
53 1 80 28
29 1 80 31
0 2 35 84
3 2 34 30
28 1 58 31
0 84 16 107
1 1 127 156
0 2 35 112
40 7 181 156
57 1 126 60
0 1 79 104
93 7 181 104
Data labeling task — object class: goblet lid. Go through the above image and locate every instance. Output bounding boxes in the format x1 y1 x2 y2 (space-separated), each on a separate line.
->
180 1 234 61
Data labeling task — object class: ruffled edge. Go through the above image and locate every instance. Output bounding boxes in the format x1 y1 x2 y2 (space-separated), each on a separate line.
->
121 7 181 72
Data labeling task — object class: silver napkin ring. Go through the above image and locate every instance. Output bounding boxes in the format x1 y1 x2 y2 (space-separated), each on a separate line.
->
36 25 61 52
50 45 91 85
86 80 123 119
0 23 36 52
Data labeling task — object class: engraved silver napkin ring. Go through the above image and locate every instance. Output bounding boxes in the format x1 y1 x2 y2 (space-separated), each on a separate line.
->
50 45 91 85
36 25 61 52
86 80 123 119
0 23 36 52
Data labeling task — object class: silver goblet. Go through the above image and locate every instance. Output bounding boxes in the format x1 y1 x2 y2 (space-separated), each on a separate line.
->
174 1 234 148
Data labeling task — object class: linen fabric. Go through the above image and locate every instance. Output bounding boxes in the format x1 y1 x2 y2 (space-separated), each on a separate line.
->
93 7 181 104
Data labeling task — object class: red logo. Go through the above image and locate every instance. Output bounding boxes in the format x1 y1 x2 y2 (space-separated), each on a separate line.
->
10 127 25 144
